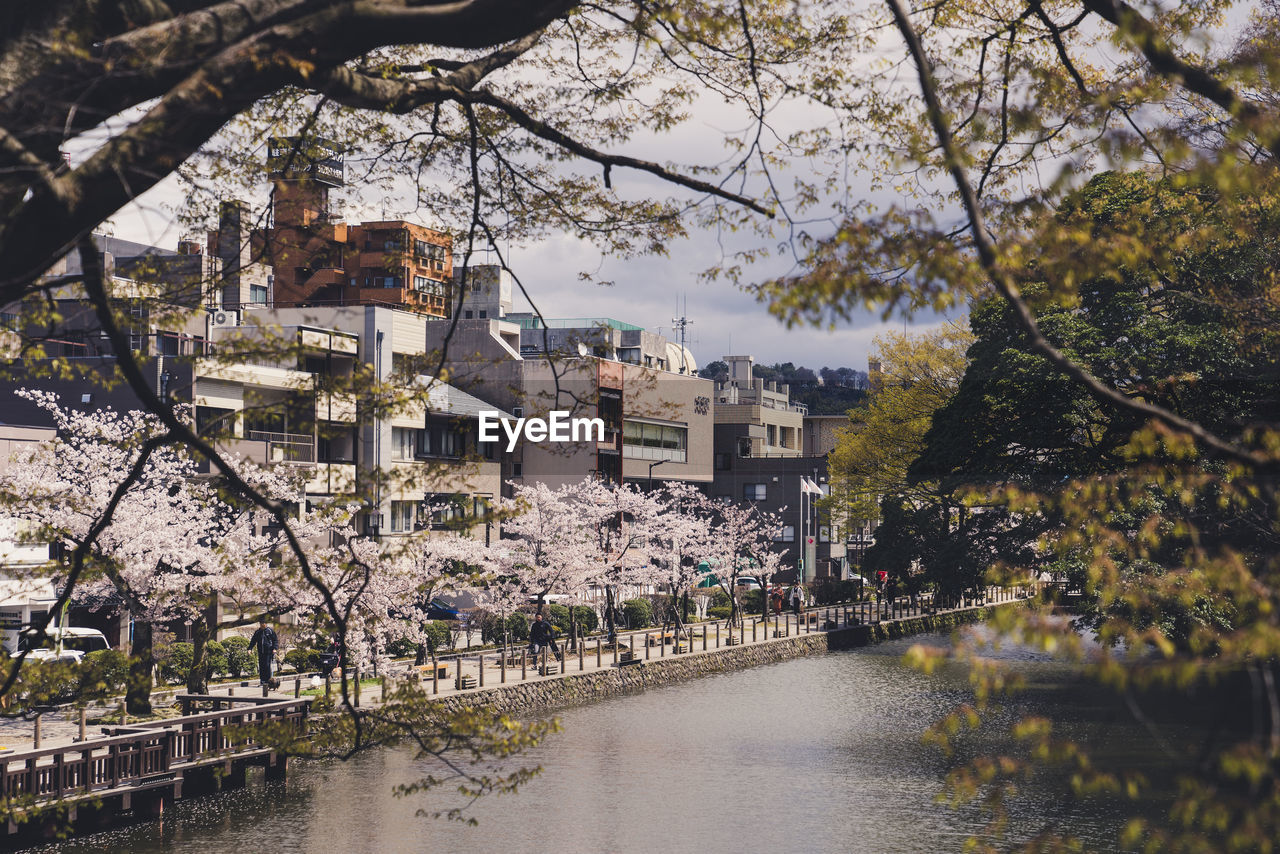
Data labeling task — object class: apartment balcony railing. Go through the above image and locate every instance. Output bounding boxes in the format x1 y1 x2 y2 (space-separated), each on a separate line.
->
245 430 315 464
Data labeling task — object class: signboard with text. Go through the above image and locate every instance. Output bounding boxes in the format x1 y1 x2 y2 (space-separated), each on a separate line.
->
268 136 344 187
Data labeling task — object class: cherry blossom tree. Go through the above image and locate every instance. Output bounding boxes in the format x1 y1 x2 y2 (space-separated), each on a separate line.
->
0 390 304 708
648 483 714 637
571 478 664 646
702 499 787 628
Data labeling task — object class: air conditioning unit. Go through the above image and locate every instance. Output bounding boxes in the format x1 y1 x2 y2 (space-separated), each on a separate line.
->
210 309 239 328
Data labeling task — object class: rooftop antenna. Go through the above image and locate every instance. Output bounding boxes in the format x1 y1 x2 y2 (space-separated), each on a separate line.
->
671 304 693 375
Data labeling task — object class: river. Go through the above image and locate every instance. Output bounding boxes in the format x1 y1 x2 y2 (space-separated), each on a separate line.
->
33 631 1193 853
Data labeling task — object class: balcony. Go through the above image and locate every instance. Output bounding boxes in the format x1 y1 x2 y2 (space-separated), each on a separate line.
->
246 430 315 463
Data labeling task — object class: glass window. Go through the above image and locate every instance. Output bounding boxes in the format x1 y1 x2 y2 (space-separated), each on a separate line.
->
390 500 416 533
773 525 795 542
744 483 766 501
391 427 417 461
249 284 268 304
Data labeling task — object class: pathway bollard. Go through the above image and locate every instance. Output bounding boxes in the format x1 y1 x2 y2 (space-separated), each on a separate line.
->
501 651 507 684
120 701 127 725
33 713 40 749
739 620 745 646
716 622 720 648
79 708 86 742
630 634 636 660
479 654 485 688
579 640 584 670
660 632 666 657
433 655 439 695
596 637 602 668
355 668 362 707
295 677 302 698
752 620 757 642
612 637 618 666
522 650 528 681
702 626 707 651
645 633 651 660
262 683 270 698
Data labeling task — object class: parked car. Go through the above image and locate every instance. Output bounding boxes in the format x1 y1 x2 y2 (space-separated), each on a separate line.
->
734 576 762 591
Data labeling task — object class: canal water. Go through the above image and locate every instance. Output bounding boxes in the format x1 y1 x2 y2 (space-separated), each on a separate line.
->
35 632 1189 853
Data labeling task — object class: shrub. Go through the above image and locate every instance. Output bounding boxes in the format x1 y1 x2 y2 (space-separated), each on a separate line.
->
205 640 227 677
385 637 416 659
284 647 324 672
707 605 732 620
742 589 765 614
710 588 731 608
572 605 598 633
547 603 571 633
505 612 529 643
477 610 529 645
810 578 862 605
423 621 451 654
223 636 255 678
159 642 193 684
623 598 653 629
83 648 129 695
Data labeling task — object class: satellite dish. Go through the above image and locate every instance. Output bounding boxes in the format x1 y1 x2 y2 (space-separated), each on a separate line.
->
577 342 590 357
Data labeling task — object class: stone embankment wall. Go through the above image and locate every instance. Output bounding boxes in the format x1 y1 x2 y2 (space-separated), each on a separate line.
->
432 604 1013 717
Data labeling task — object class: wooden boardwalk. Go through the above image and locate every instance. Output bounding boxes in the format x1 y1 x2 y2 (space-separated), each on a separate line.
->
0 694 309 844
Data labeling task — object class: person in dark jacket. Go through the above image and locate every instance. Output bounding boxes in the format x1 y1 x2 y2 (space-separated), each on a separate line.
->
528 613 560 661
248 617 279 686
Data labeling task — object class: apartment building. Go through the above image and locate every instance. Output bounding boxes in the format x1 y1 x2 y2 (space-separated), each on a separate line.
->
211 139 453 316
424 266 715 491
713 354 805 460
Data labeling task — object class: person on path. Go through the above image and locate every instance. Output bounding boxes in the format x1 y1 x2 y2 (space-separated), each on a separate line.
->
790 584 804 617
248 617 279 687
528 612 561 662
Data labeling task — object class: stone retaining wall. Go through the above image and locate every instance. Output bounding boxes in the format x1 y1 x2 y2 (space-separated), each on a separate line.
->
431 603 1017 717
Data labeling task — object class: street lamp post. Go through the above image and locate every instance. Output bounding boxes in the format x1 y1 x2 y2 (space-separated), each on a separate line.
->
648 458 668 490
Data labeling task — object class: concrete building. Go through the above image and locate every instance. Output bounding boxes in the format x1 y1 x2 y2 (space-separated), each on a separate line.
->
425 266 714 492
713 354 805 461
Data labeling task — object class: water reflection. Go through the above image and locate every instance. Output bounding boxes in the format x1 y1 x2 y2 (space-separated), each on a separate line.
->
35 633 1170 854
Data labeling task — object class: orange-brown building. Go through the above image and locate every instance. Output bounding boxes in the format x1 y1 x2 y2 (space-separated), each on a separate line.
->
209 140 453 317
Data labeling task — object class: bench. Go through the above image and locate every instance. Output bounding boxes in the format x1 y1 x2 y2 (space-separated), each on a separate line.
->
646 631 675 647
456 673 478 690
416 662 449 680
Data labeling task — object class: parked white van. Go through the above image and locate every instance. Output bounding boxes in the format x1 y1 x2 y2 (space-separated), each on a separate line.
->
12 627 111 661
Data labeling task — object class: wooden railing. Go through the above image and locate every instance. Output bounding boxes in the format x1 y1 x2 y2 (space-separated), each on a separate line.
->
0 695 309 803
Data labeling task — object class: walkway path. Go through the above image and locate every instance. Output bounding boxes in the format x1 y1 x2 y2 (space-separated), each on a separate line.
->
0 586 1032 753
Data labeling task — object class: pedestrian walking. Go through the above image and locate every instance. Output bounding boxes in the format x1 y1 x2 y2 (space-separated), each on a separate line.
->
528 612 561 662
790 584 804 617
248 617 280 687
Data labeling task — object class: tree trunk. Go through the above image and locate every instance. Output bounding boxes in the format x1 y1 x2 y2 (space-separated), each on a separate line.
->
569 606 578 652
186 616 210 694
127 619 154 715
604 586 617 644
414 643 427 666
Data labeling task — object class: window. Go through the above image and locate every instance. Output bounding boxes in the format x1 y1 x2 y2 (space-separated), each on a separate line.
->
743 483 767 501
391 427 417 461
774 525 795 542
195 406 235 436
714 452 731 471
621 420 687 462
464 310 473 319
478 310 487 319
512 462 522 477
249 284 269 304
414 275 428 290
389 500 416 533
427 494 467 529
